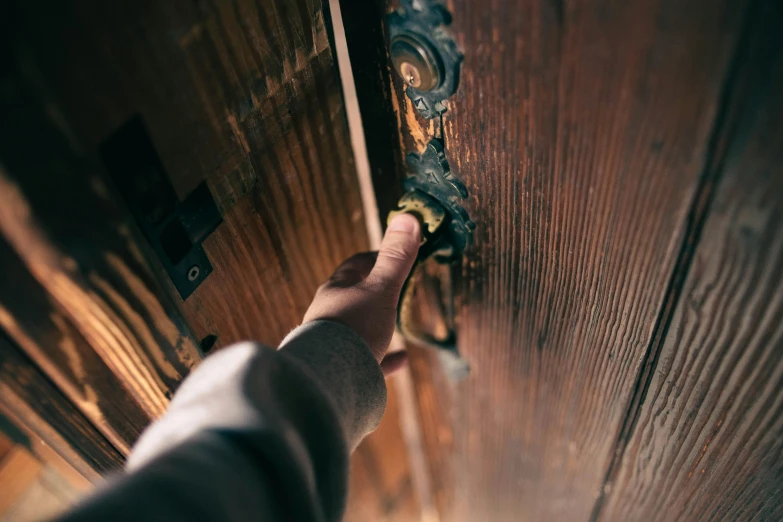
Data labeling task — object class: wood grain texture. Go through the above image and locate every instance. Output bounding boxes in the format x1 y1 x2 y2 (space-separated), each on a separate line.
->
5 0 370 348
0 236 159 453
443 1 748 519
2 1 419 519
0 333 125 477
343 0 753 520
406 343 454 518
0 446 41 514
597 2 783 519
0 398 102 487
0 47 201 454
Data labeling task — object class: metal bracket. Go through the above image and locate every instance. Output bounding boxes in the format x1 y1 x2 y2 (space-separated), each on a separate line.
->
100 116 223 300
388 0 462 119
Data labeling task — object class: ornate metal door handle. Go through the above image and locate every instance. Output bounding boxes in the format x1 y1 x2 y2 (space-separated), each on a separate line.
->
385 2 471 378
387 139 473 377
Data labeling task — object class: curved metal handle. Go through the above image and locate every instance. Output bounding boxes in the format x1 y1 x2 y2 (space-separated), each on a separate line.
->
386 139 474 379
396 258 457 352
395 256 470 380
387 189 458 350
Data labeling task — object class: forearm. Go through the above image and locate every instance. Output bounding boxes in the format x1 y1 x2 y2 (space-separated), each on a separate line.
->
58 320 387 522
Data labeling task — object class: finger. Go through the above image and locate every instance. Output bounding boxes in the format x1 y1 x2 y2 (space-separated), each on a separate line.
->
380 350 409 377
369 213 420 289
328 252 378 287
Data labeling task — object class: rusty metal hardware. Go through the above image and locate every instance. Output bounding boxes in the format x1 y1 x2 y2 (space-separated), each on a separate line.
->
403 139 474 259
387 190 448 258
390 139 474 265
388 0 462 119
389 139 472 378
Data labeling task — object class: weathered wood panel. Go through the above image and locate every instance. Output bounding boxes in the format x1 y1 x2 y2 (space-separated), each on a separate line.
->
0 236 157 454
0 333 123 479
0 43 201 454
342 0 751 520
2 1 420 519
597 2 783 519
404 344 454 517
4 0 370 349
441 1 748 518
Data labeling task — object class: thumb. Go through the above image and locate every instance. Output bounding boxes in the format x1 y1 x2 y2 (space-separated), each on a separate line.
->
369 213 420 289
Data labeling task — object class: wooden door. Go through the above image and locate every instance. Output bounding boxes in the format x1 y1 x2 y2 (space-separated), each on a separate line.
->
0 0 419 519
2 0 782 520
341 0 783 520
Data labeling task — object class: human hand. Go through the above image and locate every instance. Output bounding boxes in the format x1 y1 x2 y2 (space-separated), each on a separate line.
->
302 213 421 376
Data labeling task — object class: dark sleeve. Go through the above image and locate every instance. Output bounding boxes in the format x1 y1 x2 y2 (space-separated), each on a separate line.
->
56 320 387 522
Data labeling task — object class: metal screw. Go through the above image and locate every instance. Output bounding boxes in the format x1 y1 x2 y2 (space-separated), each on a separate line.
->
187 265 200 281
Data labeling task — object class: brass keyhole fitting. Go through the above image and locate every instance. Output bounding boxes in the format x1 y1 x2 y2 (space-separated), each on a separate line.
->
390 33 443 92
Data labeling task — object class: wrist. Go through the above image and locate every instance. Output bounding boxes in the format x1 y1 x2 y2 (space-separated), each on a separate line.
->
279 320 387 448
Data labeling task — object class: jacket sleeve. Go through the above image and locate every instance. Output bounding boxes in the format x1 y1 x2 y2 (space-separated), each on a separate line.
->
57 320 387 522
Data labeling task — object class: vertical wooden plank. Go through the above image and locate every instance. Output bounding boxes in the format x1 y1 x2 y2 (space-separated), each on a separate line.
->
443 1 748 519
346 377 422 522
342 0 753 520
4 0 371 349
338 2 458 517
597 1 783 519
